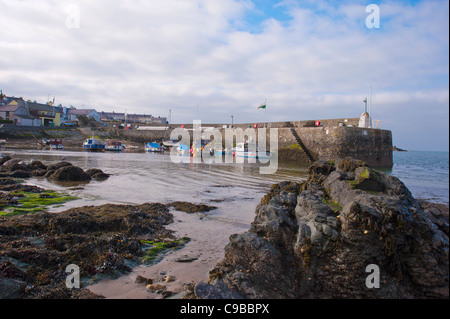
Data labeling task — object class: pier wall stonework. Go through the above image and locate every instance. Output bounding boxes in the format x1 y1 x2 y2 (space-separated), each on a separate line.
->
108 120 394 168
288 126 393 168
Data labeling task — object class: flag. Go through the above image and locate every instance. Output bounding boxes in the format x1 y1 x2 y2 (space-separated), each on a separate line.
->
258 103 266 109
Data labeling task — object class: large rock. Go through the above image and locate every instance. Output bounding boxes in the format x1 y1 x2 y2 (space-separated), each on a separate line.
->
48 166 91 182
0 277 26 299
2 159 27 172
196 159 449 299
46 161 73 171
85 169 110 181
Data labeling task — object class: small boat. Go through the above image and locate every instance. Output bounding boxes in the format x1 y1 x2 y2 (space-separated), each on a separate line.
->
235 142 271 159
177 144 190 156
191 139 211 157
49 139 64 150
145 142 164 153
83 138 105 151
105 140 124 152
122 144 139 150
162 138 180 148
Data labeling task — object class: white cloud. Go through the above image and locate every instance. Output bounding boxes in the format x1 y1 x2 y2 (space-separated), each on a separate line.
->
0 0 448 150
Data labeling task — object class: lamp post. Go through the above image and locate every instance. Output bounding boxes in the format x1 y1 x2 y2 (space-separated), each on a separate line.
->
231 115 233 128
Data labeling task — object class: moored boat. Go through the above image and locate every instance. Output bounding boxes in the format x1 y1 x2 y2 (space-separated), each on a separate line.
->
83 138 105 151
191 138 211 157
177 144 190 156
145 142 164 153
49 139 64 150
162 138 180 148
105 140 124 152
235 142 271 159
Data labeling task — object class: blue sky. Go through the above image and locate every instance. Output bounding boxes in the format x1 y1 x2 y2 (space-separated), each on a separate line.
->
0 0 448 151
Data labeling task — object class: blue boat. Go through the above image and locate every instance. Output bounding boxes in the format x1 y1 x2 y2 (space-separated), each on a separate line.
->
83 138 105 151
177 144 190 156
145 142 164 153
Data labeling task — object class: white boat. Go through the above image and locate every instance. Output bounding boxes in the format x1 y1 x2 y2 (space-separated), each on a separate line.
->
49 139 64 150
235 142 271 159
83 138 105 151
145 142 164 153
105 140 124 152
162 139 180 148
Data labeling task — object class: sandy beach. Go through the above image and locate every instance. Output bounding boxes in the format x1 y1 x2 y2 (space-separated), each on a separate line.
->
87 209 251 299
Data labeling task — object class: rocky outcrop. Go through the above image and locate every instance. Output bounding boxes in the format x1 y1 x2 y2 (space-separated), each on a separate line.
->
0 156 109 183
47 165 91 182
196 158 449 299
0 203 175 299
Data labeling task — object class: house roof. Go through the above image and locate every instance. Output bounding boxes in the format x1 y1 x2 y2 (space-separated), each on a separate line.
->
67 109 97 115
27 102 58 112
15 114 39 120
0 105 20 112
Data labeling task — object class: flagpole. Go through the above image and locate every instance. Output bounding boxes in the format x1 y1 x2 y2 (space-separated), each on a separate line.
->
264 99 267 128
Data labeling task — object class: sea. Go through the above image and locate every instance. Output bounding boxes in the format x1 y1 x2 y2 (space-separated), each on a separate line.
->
388 150 449 205
3 148 449 209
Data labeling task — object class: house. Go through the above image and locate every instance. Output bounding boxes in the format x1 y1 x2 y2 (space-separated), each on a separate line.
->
67 109 101 122
27 101 62 127
0 100 41 127
151 116 168 124
100 111 168 124
100 111 126 122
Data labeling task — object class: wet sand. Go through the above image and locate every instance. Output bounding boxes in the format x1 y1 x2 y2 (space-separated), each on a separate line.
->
87 208 252 299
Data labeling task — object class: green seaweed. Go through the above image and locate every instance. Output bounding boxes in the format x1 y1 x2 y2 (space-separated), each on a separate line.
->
360 168 371 179
0 191 78 216
323 199 343 213
281 143 303 150
141 237 191 264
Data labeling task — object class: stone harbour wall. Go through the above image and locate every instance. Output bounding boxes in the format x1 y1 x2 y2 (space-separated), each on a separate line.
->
107 117 394 168
288 126 393 168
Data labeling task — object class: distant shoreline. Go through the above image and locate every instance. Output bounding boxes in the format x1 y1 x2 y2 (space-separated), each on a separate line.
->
393 145 407 152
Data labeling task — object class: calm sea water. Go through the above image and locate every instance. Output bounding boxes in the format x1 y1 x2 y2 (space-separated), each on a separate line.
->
3 149 449 213
3 149 310 230
387 151 449 205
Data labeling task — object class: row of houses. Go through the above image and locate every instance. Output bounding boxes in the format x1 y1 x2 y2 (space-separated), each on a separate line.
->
100 112 167 124
0 94 167 127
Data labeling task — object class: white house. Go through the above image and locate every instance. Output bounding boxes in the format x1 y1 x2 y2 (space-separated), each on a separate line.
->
0 102 41 127
66 109 101 122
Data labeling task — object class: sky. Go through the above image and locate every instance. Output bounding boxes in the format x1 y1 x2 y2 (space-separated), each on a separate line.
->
0 0 448 151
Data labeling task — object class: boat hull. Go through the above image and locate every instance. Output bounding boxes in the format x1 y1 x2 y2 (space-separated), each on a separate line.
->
83 144 105 151
105 146 124 152
83 138 105 152
145 147 164 153
145 142 164 153
235 152 271 159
